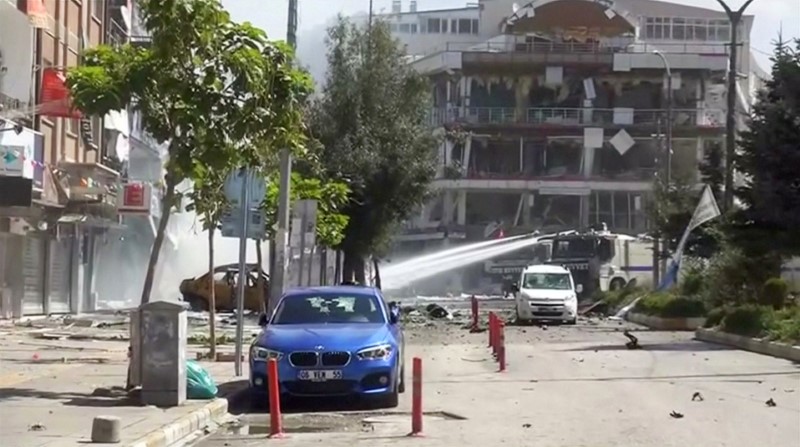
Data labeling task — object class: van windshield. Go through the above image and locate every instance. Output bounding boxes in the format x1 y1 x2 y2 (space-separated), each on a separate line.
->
522 273 572 290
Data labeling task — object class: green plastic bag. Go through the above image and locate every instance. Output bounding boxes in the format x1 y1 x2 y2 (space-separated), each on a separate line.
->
186 359 218 399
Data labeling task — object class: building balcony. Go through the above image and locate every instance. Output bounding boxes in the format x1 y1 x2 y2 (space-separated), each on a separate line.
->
430 177 653 193
430 107 724 131
55 162 120 220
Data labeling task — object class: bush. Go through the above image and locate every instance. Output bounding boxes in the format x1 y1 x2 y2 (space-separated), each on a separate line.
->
704 306 729 328
702 247 781 308
722 305 772 338
768 307 800 343
634 292 706 318
760 278 788 309
599 285 647 313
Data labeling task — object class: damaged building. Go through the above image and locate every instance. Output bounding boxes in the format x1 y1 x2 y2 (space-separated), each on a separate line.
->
379 0 763 294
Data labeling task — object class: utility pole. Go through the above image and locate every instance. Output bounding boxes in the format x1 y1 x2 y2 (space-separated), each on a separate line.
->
716 0 756 212
268 1 298 315
653 50 673 186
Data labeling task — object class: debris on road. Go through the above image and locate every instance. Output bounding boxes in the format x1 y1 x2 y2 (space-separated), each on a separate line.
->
425 303 451 319
691 392 704 402
669 411 684 419
766 398 776 407
28 423 45 431
623 330 640 349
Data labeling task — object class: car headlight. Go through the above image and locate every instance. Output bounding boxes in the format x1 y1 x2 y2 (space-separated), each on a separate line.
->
565 295 578 306
357 344 393 360
250 346 283 362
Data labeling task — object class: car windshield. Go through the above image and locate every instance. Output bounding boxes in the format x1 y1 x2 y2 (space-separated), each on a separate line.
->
522 272 571 290
271 294 386 324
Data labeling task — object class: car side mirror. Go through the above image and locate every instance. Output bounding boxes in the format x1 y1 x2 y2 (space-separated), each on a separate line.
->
575 284 584 294
258 313 268 327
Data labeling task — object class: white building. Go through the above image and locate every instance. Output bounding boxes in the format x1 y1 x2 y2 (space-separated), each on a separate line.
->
377 0 763 294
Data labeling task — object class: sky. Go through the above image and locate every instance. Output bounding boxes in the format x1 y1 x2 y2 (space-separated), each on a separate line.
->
221 0 800 78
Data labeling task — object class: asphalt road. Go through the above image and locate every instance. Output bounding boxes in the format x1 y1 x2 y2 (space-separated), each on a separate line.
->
192 319 800 447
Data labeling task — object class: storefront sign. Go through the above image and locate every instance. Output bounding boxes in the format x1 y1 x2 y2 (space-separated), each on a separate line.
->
118 182 152 214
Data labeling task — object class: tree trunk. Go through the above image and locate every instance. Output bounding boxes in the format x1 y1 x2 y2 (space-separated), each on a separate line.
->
372 258 382 290
255 239 266 314
343 250 366 285
334 250 342 285
128 177 175 388
140 177 176 304
208 227 217 359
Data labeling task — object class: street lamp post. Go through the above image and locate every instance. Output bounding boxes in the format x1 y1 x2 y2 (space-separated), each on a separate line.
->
715 0 756 212
653 50 673 186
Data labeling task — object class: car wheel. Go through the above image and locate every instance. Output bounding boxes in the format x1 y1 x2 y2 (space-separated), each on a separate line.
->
398 364 406 394
609 278 626 291
183 294 209 312
515 308 529 326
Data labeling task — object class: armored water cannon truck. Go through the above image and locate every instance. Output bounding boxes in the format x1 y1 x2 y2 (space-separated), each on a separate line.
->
540 226 654 299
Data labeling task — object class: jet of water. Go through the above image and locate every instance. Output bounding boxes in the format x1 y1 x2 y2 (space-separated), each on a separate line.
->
382 233 530 278
382 234 554 290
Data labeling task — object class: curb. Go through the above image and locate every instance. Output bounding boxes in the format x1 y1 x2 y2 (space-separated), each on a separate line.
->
695 328 800 363
627 312 705 331
127 387 249 447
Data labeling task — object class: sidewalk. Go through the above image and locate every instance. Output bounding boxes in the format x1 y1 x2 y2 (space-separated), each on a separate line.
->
0 330 248 447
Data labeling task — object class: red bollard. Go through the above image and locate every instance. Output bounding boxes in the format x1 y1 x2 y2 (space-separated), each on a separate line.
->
488 312 495 348
267 358 285 438
408 357 424 437
498 321 506 372
470 295 479 330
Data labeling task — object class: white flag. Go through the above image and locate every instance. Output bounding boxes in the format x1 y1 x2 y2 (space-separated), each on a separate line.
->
688 185 721 232
674 184 721 260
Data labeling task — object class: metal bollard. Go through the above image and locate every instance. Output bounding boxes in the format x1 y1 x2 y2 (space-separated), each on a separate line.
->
267 358 285 438
498 321 506 372
408 357 424 437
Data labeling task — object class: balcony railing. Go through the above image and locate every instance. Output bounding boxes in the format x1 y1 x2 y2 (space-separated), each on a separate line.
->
429 107 724 128
443 39 729 56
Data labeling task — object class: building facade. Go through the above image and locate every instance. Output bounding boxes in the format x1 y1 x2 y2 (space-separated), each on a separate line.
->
380 0 760 293
0 0 162 318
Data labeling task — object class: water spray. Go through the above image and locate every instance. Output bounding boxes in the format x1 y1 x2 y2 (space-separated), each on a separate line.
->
382 233 531 276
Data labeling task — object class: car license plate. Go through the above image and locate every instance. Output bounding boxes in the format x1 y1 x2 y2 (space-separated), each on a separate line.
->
298 370 343 381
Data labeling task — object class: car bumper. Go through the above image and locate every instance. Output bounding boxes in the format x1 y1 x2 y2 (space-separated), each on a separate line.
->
249 356 398 397
517 303 577 321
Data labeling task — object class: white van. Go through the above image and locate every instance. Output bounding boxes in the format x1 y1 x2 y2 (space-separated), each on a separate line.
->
512 264 581 325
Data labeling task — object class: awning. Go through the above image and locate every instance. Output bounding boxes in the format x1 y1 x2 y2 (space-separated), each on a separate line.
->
57 214 126 230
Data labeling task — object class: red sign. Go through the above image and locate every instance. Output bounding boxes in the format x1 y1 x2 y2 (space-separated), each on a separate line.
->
38 68 81 119
119 182 151 214
26 0 48 29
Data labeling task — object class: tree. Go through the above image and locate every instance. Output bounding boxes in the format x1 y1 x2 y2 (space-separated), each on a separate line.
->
262 173 350 247
67 0 312 304
699 140 724 201
185 169 227 358
309 18 439 283
732 38 800 260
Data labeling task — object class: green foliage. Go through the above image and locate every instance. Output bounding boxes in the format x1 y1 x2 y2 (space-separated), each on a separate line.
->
309 17 439 260
66 0 313 188
185 169 228 232
760 278 789 309
732 39 800 258
66 0 312 303
717 304 800 343
634 292 706 318
702 246 782 308
599 285 646 314
262 173 350 247
699 140 724 202
704 306 729 328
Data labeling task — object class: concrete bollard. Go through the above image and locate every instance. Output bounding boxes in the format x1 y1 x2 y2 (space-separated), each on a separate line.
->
91 415 121 443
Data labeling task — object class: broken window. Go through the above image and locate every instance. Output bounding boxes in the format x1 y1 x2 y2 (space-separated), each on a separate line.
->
543 139 583 177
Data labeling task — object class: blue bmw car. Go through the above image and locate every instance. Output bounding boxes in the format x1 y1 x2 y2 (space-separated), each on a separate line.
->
249 286 405 407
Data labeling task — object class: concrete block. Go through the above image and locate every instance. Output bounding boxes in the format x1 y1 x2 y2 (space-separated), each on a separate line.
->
695 328 800 362
91 415 121 443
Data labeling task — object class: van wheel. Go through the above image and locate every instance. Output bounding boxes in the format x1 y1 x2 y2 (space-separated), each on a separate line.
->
609 278 626 291
515 308 529 325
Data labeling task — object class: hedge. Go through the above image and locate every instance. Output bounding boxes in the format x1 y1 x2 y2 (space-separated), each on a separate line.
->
713 304 800 344
633 292 706 319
